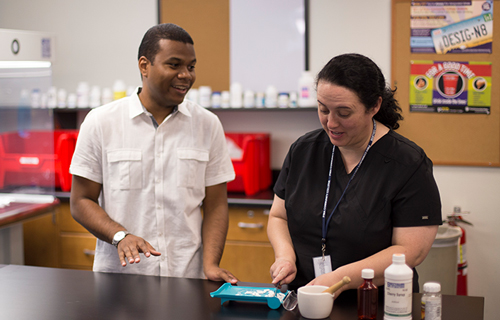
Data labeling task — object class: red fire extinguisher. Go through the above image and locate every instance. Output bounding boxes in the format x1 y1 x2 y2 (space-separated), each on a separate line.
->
446 207 473 296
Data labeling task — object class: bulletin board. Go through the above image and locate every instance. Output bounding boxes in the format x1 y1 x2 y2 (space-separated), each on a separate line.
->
391 0 500 166
159 0 230 92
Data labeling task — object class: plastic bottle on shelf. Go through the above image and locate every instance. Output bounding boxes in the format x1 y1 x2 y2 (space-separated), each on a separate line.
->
255 92 265 108
113 80 126 100
221 91 230 108
289 91 298 108
243 90 255 108
278 92 289 108
76 82 90 108
421 282 441 320
298 70 316 107
358 268 378 320
30 89 41 108
198 86 212 108
211 91 221 108
67 93 77 109
57 88 67 108
47 87 57 109
89 86 101 108
265 85 277 108
101 88 113 105
230 82 243 108
187 88 199 104
384 254 413 320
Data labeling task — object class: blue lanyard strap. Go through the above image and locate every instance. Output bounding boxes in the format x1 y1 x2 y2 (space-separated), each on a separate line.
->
321 119 377 249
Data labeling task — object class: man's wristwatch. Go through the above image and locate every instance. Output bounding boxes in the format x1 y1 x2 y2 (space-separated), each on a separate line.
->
112 230 130 247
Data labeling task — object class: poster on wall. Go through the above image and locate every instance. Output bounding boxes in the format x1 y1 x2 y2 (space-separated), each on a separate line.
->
410 1 493 54
409 60 491 114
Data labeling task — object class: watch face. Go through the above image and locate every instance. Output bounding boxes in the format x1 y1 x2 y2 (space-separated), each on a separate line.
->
113 231 128 246
114 231 125 241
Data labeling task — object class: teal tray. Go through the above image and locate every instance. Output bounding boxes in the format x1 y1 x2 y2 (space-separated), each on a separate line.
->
210 283 288 309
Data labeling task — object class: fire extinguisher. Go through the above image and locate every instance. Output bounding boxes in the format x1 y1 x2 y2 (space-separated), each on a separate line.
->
445 206 473 296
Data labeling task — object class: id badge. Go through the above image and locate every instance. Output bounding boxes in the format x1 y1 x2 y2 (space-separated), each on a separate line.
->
313 255 332 277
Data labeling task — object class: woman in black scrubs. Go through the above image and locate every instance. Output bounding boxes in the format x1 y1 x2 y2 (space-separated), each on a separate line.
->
267 53 442 295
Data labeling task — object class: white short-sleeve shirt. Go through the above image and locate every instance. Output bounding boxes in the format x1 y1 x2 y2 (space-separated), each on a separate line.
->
70 87 235 278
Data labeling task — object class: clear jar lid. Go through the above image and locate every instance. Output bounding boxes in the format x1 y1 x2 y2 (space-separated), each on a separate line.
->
423 282 441 293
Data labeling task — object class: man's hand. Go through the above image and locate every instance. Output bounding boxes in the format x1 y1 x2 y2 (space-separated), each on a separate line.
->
204 265 238 284
116 234 161 266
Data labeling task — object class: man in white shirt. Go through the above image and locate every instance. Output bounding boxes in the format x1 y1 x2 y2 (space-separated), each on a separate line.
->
69 23 238 283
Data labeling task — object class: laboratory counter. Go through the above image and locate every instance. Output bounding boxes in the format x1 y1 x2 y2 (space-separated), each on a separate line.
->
0 264 484 320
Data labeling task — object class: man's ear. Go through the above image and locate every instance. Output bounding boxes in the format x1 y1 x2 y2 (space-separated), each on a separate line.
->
138 56 150 78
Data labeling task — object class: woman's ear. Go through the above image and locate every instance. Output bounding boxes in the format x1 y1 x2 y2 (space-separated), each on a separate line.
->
371 96 382 115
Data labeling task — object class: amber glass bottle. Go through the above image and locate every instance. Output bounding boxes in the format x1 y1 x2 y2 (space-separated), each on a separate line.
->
358 268 378 320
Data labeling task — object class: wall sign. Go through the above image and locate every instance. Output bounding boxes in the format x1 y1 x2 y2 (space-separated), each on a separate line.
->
409 60 491 114
410 1 493 54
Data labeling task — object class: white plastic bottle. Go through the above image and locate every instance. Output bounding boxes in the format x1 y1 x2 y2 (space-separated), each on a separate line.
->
113 80 127 100
384 253 413 320
298 71 316 107
76 81 90 108
230 82 243 108
421 282 441 320
198 86 212 108
221 91 230 108
265 85 277 108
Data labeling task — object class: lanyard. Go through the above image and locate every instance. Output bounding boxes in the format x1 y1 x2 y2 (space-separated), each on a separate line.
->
320 118 376 257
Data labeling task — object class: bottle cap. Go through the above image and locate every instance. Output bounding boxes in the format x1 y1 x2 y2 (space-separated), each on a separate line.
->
423 282 441 293
361 269 374 279
392 253 406 263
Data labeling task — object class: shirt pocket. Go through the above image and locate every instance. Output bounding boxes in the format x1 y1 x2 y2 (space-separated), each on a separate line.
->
107 149 143 190
177 148 209 188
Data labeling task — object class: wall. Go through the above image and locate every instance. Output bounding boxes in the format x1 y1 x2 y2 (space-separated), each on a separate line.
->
0 1 498 319
0 0 157 95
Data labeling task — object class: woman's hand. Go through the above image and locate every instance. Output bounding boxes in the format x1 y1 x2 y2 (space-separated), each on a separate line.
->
270 258 297 287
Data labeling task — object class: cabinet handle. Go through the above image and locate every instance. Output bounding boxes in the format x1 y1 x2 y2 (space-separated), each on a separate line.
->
83 249 95 256
237 222 264 229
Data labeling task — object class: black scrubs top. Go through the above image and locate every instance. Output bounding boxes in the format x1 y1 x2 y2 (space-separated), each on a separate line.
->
274 129 442 289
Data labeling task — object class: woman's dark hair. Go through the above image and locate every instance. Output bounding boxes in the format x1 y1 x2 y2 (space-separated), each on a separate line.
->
316 53 403 129
138 23 194 65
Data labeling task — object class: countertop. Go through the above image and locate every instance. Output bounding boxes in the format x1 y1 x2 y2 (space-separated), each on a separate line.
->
0 264 485 320
0 193 60 228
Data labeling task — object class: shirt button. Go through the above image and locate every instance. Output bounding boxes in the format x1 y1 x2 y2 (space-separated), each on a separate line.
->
161 256 165 261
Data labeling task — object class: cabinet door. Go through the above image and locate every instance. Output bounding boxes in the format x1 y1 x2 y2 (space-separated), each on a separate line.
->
220 206 275 283
23 210 60 268
60 234 96 270
226 207 270 242
220 241 275 283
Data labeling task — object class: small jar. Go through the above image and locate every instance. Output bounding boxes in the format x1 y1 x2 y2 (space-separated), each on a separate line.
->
211 91 221 108
421 282 441 320
278 92 289 108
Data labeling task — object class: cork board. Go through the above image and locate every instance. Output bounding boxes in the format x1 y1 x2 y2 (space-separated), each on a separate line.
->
391 0 500 166
159 0 230 92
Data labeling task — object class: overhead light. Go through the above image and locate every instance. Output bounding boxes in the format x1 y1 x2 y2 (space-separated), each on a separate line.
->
0 61 51 69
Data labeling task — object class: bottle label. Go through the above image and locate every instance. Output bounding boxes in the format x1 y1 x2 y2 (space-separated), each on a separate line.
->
421 299 442 320
384 279 412 317
300 86 310 98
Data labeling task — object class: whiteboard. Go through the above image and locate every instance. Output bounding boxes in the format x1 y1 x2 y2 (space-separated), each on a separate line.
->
230 0 306 93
